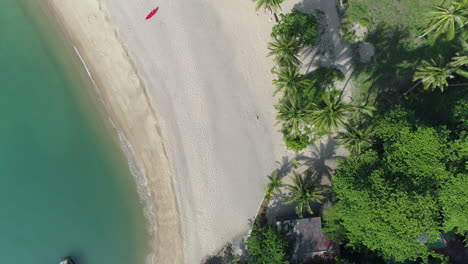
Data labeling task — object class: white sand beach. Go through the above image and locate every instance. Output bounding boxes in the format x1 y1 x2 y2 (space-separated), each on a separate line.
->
44 0 352 263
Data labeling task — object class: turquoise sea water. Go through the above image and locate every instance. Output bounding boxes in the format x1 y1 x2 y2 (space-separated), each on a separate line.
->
0 1 150 263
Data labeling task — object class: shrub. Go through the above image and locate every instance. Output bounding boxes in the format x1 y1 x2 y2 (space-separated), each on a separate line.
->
284 133 309 152
245 223 290 264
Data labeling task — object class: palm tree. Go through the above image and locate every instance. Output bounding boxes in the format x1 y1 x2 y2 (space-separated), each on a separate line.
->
349 97 376 122
253 0 283 14
311 90 351 134
275 96 314 137
285 171 325 218
413 59 453 92
272 66 311 100
264 171 283 200
268 35 301 68
337 122 374 154
421 0 468 40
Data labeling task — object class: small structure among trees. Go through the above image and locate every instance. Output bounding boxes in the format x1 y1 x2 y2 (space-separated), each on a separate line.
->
276 217 339 263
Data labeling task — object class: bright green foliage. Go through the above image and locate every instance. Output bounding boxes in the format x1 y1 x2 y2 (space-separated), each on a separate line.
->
275 96 314 138
439 173 468 235
265 171 283 200
413 33 468 93
373 106 414 142
244 223 290 264
272 66 311 100
413 59 453 92
284 133 309 152
337 123 373 154
349 98 376 122
324 151 442 262
253 0 283 13
312 90 351 134
272 10 318 48
453 98 468 130
285 171 325 218
268 35 301 68
384 127 449 188
323 108 458 262
422 0 468 40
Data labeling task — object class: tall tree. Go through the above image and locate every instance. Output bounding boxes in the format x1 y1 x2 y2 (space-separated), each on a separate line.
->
272 66 310 100
253 0 284 14
264 171 283 200
268 35 301 68
337 123 373 154
275 96 313 137
285 171 325 218
323 108 454 262
311 90 351 134
413 59 453 92
421 0 468 40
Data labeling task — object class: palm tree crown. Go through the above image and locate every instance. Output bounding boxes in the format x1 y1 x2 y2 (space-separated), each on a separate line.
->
312 90 351 134
276 96 314 137
422 0 467 40
413 59 453 92
253 0 284 13
349 98 376 122
268 35 301 68
285 171 325 218
264 171 283 200
272 66 311 100
337 122 374 155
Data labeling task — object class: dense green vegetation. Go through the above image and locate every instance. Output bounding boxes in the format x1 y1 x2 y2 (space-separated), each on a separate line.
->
236 1 468 264
243 223 290 264
323 104 468 262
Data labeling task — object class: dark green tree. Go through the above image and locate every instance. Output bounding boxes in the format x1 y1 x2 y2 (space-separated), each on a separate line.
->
337 122 374 154
272 10 318 47
272 66 311 100
439 173 468 235
275 96 313 138
253 0 284 13
245 222 290 264
268 35 301 68
323 108 453 262
285 171 325 218
421 0 468 40
311 90 351 134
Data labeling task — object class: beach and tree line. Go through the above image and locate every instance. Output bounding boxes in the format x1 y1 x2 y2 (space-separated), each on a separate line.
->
223 0 468 263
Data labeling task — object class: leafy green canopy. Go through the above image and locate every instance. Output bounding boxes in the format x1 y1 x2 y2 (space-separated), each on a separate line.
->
323 107 467 262
439 173 468 234
272 10 318 48
244 223 290 264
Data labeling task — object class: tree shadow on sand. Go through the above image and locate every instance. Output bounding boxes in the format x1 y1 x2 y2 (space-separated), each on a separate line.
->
293 0 353 74
296 135 342 185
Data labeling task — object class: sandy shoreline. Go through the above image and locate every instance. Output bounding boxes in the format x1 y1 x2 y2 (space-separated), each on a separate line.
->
44 0 290 262
41 0 351 263
43 0 184 263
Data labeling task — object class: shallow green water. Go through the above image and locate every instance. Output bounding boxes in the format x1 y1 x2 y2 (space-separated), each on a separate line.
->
0 1 150 263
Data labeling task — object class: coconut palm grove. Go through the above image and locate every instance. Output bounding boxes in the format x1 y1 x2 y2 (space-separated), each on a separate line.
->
217 0 467 263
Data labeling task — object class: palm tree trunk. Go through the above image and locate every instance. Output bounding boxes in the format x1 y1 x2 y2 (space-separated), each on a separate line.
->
274 12 279 23
448 82 468 87
403 79 423 95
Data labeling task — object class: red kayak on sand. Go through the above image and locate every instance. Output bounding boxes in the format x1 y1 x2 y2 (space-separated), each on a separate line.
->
146 7 159 20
